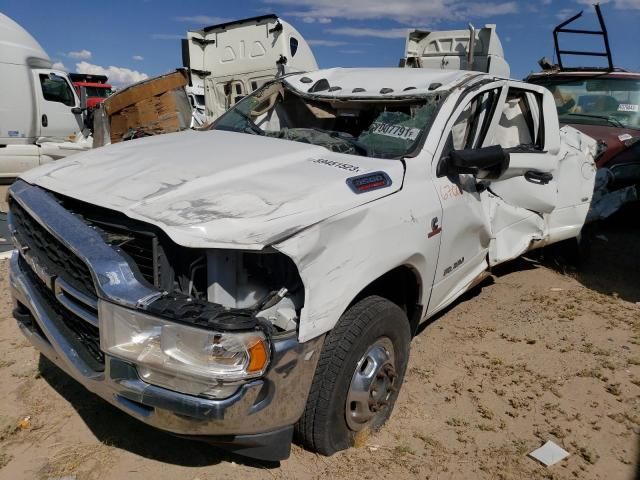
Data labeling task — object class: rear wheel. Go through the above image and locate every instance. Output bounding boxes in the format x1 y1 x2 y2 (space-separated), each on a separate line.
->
296 296 411 455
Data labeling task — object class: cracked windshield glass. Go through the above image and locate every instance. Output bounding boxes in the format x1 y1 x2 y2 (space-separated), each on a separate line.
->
212 81 444 159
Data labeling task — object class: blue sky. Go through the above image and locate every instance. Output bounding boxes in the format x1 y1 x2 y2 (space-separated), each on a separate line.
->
2 0 639 86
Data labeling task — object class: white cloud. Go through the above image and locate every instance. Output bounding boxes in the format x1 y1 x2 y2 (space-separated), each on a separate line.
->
576 0 640 8
302 16 332 23
461 2 518 17
68 49 92 60
52 61 67 71
132 55 144 61
174 15 230 25
326 27 410 39
151 33 183 40
307 39 348 46
266 0 518 24
555 8 575 19
615 0 640 7
75 61 148 87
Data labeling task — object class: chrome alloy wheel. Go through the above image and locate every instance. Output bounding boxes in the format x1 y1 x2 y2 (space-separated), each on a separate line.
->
345 337 397 431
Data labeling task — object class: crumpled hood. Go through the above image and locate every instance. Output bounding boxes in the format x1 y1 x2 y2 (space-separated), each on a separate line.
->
563 123 640 168
21 129 405 249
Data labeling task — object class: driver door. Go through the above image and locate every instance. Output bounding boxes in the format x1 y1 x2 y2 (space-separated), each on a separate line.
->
481 82 562 265
32 69 82 142
427 82 505 315
428 81 565 315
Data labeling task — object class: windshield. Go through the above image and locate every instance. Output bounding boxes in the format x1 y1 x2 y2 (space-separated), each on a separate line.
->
531 76 640 130
211 80 444 159
85 86 113 98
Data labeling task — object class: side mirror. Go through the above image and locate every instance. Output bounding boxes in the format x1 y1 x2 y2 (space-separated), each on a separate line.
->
78 85 88 110
438 145 510 179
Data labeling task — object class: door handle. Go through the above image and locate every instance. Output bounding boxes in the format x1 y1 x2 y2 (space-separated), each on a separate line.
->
41 114 48 127
524 170 553 185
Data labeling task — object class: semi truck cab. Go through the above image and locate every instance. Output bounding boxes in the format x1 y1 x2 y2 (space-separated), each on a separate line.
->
69 73 113 110
181 14 318 122
0 13 88 179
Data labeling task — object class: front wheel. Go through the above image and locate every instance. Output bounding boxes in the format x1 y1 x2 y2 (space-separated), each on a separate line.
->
296 296 411 455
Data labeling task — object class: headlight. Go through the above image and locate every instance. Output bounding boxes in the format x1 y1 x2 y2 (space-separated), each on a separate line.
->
99 301 270 398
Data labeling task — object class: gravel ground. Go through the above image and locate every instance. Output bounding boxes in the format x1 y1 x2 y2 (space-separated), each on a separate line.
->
0 207 638 480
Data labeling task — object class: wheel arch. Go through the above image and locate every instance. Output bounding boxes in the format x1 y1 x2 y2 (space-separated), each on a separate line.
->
347 264 423 335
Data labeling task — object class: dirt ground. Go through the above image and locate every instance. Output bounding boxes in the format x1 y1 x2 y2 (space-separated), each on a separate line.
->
0 205 638 480
0 184 9 212
0 185 9 213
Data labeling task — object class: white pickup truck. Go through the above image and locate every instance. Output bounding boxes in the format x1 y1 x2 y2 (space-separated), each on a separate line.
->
8 67 597 461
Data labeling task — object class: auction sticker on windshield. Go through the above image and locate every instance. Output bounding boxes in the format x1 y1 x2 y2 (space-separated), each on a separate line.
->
618 104 639 112
369 122 421 141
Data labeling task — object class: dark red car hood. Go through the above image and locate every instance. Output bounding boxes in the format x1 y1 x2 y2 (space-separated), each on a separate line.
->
562 123 640 168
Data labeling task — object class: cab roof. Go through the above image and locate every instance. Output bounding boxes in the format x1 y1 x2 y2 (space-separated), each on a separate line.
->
0 13 50 66
284 67 488 99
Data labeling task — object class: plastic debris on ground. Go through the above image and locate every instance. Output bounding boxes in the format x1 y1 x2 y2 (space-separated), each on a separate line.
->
17 416 31 430
528 440 570 467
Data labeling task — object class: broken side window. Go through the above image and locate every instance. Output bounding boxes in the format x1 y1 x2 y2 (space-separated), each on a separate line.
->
441 88 500 161
494 89 544 151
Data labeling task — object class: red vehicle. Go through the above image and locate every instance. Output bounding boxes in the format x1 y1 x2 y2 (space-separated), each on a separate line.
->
69 73 113 110
526 5 640 193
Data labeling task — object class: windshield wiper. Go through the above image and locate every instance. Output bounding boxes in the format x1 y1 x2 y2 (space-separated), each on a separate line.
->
564 113 624 128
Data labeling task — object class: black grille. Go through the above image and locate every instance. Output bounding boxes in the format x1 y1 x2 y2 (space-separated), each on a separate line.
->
19 256 104 371
120 234 156 284
11 199 103 372
10 200 96 300
50 194 166 289
96 223 158 286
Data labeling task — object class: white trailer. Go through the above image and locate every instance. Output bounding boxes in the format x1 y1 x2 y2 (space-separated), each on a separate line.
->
0 13 90 179
182 14 318 122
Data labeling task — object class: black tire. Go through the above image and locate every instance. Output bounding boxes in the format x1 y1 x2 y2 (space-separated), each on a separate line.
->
295 295 411 455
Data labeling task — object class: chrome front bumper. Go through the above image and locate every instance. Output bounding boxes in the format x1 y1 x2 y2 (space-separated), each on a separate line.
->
9 246 323 461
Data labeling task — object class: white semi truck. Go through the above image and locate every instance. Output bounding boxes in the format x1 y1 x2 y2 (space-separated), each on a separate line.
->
0 12 90 179
401 23 510 77
182 14 318 123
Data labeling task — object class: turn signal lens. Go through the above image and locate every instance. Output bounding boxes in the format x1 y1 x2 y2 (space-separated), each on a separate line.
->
247 338 269 374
